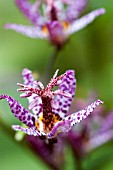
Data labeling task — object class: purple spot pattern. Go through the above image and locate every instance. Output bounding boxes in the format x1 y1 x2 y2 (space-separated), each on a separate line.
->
0 95 35 127
65 99 103 126
12 125 42 136
22 68 36 87
0 69 103 139
15 0 41 26
52 70 76 118
22 68 43 115
48 100 103 138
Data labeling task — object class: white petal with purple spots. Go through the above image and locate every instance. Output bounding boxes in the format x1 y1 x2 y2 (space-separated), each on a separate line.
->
52 70 76 118
65 99 103 126
12 125 42 136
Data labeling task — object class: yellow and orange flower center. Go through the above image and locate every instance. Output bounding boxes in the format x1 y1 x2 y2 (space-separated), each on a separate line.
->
41 21 70 35
35 112 62 134
61 21 70 30
35 96 62 134
41 25 49 35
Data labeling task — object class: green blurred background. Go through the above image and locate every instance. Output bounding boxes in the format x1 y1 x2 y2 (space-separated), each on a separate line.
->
0 0 113 169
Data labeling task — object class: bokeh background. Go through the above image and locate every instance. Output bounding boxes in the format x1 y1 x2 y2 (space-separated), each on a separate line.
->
0 0 113 169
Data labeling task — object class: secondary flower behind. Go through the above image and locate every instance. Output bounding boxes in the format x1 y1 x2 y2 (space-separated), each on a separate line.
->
0 69 103 139
5 0 105 48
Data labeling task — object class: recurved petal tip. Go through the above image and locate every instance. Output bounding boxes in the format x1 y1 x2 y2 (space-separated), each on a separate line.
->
98 8 106 15
22 68 32 75
65 99 104 127
96 99 104 105
4 24 10 29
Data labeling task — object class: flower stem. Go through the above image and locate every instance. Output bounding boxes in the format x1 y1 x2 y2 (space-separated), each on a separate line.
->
75 157 83 170
44 47 59 83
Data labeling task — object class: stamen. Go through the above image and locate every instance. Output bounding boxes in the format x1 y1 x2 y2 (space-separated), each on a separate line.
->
20 92 32 98
17 83 40 95
17 83 27 88
34 81 44 90
53 69 59 79
53 90 72 98
55 72 67 84
17 88 30 92
56 79 62 86
47 70 66 90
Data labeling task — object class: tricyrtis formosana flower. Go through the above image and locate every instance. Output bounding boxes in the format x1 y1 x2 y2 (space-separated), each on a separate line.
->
5 0 105 48
0 69 103 139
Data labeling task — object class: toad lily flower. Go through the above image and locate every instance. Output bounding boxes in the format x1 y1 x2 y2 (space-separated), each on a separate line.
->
5 0 105 48
0 69 103 139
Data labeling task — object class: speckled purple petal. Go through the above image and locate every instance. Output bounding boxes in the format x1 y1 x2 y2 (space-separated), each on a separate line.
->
65 99 103 126
15 0 43 26
5 24 48 39
67 8 105 35
48 120 71 139
22 68 43 116
12 125 41 136
22 68 36 87
52 70 76 119
0 95 35 127
66 0 87 22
